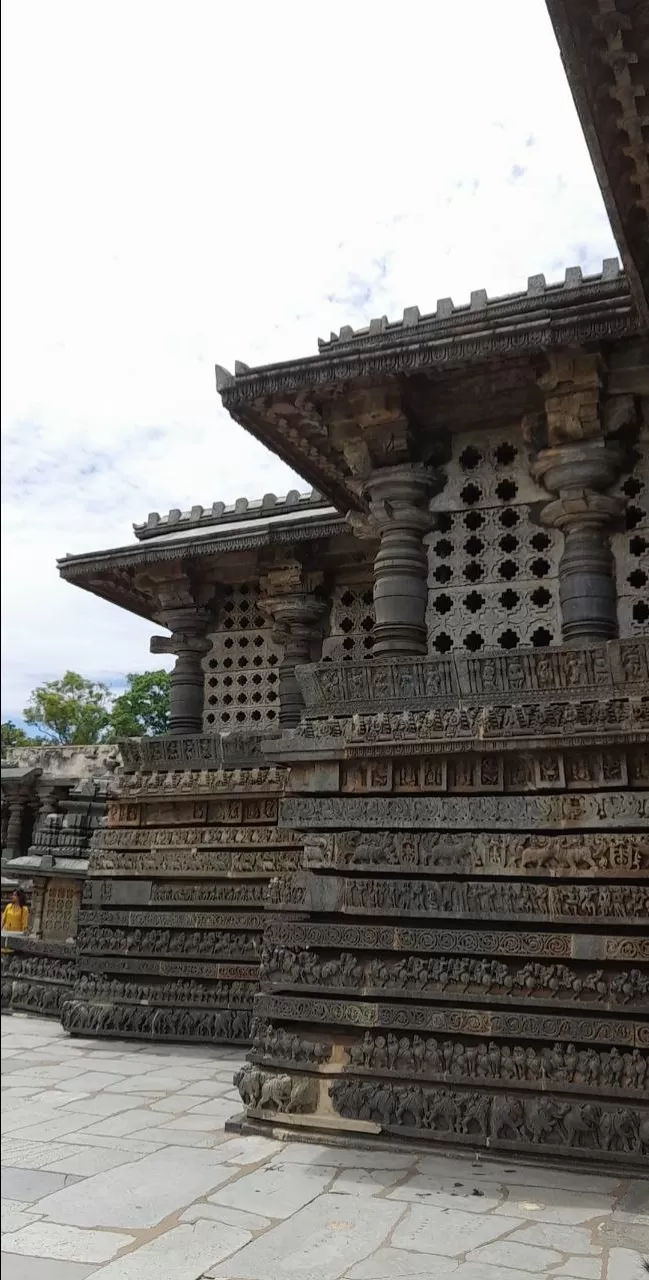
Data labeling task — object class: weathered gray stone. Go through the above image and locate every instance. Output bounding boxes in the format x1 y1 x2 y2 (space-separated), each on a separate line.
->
207 1192 403 1279
1 1222 134 1264
208 1162 335 1219
466 1240 564 1271
0 1168 70 1202
346 1247 457 1278
392 1205 522 1257
85 1220 250 1279
34 1147 235 1228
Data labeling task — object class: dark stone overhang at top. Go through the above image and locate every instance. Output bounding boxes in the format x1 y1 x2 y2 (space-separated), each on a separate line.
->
546 0 649 329
217 263 642 512
57 502 356 623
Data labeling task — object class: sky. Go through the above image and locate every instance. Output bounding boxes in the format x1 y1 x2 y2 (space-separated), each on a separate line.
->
1 0 617 724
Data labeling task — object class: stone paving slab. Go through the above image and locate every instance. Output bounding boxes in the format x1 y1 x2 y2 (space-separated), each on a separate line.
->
2 1014 648 1280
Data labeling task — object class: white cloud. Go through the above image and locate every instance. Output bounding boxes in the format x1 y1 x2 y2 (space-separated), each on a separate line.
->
1 0 617 717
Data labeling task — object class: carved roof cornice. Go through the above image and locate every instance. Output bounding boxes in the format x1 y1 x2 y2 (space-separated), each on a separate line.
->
217 264 640 511
57 511 353 622
134 488 328 541
545 0 649 329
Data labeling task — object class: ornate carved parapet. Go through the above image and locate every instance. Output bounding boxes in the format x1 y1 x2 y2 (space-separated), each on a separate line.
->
351 463 442 656
532 440 624 644
150 607 213 735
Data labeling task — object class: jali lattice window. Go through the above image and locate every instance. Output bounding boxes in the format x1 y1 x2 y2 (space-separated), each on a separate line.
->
427 429 561 652
322 584 375 662
203 584 282 729
612 422 648 639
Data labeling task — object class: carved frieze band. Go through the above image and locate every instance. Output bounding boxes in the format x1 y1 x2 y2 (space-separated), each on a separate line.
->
278 699 649 762
256 994 649 1047
304 831 648 878
338 748 646 792
328 1078 649 1163
259 947 649 1013
74 974 256 1007
106 798 280 828
78 956 260 981
280 792 649 831
119 767 285 798
268 873 649 924
88 849 301 877
120 734 268 771
297 639 648 713
92 826 300 850
263 921 649 963
2 953 76 985
77 926 261 962
62 999 252 1043
78 909 264 930
344 701 649 754
253 1025 648 1099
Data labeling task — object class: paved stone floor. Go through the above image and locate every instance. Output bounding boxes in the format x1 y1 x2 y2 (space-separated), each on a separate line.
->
1 1015 647 1279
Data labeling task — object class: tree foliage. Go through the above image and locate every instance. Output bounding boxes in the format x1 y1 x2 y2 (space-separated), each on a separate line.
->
107 670 170 739
1 721 44 758
16 669 171 746
23 671 112 744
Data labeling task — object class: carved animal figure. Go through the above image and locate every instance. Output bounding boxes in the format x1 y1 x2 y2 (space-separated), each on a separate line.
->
259 1074 292 1111
561 1103 600 1148
490 1096 524 1142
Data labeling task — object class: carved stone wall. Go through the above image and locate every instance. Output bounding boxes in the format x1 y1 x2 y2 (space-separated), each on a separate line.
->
235 637 649 1167
2 778 109 1017
427 429 562 653
62 742 297 1046
2 939 76 1019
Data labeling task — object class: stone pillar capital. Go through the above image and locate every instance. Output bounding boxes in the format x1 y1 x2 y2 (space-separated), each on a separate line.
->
531 438 624 498
260 594 327 642
259 590 327 727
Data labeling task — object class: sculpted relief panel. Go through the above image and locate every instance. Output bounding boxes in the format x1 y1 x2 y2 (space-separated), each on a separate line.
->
70 755 287 1047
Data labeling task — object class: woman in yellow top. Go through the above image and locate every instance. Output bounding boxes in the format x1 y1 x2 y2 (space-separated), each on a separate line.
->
2 889 29 942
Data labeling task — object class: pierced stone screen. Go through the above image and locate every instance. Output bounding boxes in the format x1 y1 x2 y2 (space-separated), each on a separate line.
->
322 584 375 663
427 428 561 653
612 422 648 640
203 584 282 730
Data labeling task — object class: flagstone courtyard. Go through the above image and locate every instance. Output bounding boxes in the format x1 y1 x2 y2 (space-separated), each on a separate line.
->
1 1014 647 1279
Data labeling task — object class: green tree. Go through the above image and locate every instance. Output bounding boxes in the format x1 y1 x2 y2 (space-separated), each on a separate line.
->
1 721 44 758
23 671 111 744
107 670 170 739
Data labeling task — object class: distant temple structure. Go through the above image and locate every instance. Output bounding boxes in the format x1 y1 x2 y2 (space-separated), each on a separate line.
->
1 747 117 1016
52 0 647 1166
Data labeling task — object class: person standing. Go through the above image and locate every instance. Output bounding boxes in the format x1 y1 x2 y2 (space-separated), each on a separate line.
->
2 888 29 950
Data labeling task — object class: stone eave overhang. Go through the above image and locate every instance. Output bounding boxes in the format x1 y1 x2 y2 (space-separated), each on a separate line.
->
217 267 640 512
545 0 649 329
57 510 353 622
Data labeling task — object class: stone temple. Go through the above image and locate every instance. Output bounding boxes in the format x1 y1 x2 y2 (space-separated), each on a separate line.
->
12 0 649 1167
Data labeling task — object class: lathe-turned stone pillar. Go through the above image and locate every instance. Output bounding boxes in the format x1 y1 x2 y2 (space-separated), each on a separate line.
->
150 607 213 735
529 351 624 645
360 463 441 657
533 440 623 644
4 794 28 858
260 567 326 727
